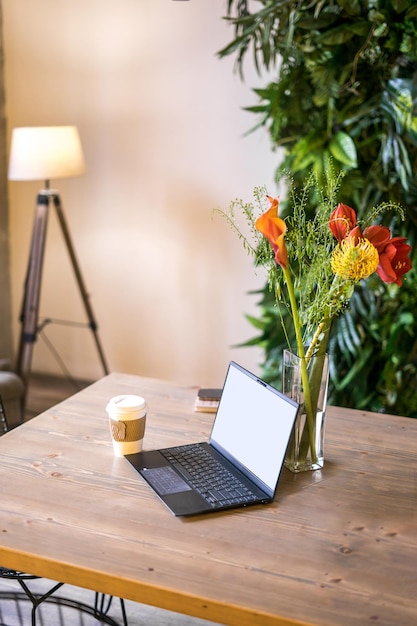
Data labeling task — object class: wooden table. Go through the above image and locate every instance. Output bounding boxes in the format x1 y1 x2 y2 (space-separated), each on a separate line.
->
0 372 416 626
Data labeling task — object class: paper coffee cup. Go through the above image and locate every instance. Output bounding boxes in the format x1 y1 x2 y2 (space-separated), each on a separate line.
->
106 394 147 456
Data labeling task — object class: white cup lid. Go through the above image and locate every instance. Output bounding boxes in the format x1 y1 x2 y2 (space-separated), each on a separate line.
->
106 394 146 415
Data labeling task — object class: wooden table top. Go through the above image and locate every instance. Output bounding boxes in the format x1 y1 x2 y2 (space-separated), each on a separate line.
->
0 372 416 626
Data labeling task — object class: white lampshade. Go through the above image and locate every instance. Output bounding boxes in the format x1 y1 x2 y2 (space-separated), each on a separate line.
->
8 126 86 182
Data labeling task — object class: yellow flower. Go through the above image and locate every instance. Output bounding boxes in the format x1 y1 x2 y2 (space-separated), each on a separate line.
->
331 236 379 281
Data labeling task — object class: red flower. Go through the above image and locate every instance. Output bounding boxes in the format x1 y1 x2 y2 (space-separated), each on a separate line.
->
346 225 366 244
255 196 289 269
362 225 391 252
329 203 357 242
375 237 412 286
344 224 412 286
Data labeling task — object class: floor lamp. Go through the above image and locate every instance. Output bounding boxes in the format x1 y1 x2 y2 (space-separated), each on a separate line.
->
8 126 109 403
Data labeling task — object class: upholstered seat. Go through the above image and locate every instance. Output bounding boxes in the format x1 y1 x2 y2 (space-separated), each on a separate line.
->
0 359 25 429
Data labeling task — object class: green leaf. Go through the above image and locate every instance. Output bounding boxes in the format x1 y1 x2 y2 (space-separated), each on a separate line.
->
392 0 410 13
334 345 374 391
406 6 417 17
317 25 357 45
244 313 268 331
329 132 358 167
398 311 414 326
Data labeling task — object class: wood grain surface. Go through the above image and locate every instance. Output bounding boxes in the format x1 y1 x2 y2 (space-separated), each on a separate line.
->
0 372 416 626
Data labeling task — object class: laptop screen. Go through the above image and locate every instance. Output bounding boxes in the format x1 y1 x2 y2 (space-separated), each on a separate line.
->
209 362 298 492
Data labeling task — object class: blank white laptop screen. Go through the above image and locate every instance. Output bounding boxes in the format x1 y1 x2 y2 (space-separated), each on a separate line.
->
209 362 298 492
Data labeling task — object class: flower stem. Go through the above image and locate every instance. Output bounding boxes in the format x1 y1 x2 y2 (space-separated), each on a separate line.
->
306 319 330 359
282 267 317 462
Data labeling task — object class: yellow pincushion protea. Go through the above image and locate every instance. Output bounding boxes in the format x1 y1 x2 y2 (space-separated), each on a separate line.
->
331 236 379 281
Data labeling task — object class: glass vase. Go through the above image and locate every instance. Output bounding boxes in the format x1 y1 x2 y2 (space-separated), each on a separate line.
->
282 349 329 473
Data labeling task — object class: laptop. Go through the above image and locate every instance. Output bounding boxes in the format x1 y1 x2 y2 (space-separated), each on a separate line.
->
126 361 298 516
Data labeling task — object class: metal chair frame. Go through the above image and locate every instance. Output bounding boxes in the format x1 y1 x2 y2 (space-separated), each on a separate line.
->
0 397 128 626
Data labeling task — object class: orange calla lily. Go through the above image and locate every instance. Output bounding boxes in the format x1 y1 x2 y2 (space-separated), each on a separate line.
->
255 196 289 268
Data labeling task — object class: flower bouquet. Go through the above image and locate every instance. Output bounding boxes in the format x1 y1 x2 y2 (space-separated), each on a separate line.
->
216 172 412 472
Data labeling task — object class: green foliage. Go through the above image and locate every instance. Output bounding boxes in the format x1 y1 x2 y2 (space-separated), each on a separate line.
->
220 0 417 417
329 273 417 414
220 0 417 220
246 269 417 416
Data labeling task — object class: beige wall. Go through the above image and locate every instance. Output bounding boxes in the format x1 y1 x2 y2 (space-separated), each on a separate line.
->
3 0 279 387
0 2 12 360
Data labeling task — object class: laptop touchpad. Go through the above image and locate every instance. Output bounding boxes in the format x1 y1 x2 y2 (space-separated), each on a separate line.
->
140 466 192 495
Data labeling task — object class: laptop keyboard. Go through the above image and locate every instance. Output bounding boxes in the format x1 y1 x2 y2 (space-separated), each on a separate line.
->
161 444 261 508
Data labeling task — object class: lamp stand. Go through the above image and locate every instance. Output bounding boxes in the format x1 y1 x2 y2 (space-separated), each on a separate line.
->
16 190 109 401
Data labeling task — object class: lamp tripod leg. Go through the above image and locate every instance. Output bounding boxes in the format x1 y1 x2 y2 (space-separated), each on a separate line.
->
52 194 109 376
16 194 50 397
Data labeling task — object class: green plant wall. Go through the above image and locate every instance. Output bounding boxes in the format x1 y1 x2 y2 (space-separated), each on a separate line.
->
220 0 417 416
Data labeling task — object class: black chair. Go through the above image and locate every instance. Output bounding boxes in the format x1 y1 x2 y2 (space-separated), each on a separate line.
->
0 360 25 430
0 393 8 435
0 395 128 626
